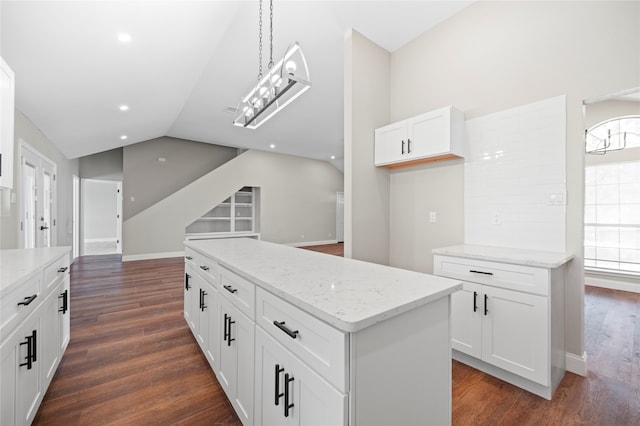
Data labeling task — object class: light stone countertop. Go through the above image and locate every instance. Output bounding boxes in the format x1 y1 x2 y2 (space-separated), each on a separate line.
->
0 247 72 296
186 238 462 333
433 244 574 268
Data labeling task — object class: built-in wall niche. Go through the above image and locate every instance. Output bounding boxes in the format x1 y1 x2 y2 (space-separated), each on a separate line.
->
186 186 257 236
464 95 567 252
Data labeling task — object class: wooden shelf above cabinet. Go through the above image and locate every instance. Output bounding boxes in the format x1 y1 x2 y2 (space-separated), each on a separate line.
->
382 153 462 170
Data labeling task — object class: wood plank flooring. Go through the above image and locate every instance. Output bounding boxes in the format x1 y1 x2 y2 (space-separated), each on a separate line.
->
33 246 640 425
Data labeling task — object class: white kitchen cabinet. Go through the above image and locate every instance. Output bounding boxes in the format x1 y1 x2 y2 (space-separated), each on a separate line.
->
375 106 465 168
218 295 254 426
434 250 568 400
255 326 347 426
1 247 71 425
0 57 15 190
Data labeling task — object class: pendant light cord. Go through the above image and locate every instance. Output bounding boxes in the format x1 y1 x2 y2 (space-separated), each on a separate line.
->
268 0 274 69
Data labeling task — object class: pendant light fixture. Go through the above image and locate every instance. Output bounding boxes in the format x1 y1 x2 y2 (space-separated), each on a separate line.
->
233 0 311 129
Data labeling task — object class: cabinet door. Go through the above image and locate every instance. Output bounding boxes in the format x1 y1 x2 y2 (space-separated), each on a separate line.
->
407 109 449 159
482 286 549 385
184 265 199 333
255 327 346 426
14 314 42 426
374 121 407 166
218 297 254 426
41 288 60 386
201 279 220 371
450 281 482 359
59 276 71 353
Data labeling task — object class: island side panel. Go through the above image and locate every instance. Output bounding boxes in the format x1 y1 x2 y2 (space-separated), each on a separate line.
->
350 296 451 426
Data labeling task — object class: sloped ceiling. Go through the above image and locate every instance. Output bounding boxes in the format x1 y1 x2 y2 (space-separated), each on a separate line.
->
0 1 473 166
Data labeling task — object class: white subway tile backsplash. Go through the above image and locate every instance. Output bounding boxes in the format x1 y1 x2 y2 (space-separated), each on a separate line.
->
464 95 567 252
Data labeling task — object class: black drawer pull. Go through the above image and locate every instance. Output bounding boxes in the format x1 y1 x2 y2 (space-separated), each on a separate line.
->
57 266 68 273
473 291 478 312
200 265 210 271
273 321 299 339
185 256 193 260
18 294 37 306
470 270 493 276
223 285 238 294
185 273 191 290
484 294 489 316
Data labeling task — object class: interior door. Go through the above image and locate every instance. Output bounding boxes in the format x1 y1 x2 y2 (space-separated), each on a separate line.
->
21 144 56 248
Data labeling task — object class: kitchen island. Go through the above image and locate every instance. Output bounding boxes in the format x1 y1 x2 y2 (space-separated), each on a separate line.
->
184 238 462 426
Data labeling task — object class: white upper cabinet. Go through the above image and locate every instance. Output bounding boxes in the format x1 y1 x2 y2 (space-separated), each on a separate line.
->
1 57 16 189
375 105 466 168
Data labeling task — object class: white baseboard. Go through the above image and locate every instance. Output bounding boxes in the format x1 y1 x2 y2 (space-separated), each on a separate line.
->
585 275 640 293
122 251 185 262
566 351 587 376
287 240 339 248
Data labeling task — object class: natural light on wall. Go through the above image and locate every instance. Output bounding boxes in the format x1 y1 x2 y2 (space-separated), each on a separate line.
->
585 116 640 274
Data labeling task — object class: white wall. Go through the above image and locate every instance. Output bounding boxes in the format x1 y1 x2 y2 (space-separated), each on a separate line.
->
344 29 391 264
349 1 639 365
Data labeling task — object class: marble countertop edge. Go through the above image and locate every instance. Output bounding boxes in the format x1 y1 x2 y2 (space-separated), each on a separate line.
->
432 244 574 268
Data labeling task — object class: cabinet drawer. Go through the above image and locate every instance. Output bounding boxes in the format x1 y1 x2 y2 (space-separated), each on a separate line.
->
43 253 70 292
184 247 198 267
196 257 219 285
256 288 347 392
434 255 549 296
1 273 41 339
220 267 255 320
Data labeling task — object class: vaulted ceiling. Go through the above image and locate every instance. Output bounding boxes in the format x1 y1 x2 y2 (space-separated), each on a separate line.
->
1 1 473 167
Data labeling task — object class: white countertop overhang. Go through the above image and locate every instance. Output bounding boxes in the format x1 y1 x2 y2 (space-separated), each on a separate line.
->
0 247 72 296
186 238 462 333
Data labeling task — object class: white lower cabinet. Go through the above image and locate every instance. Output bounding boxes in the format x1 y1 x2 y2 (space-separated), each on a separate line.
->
1 313 42 426
255 327 346 426
218 296 254 425
451 281 548 385
435 253 565 399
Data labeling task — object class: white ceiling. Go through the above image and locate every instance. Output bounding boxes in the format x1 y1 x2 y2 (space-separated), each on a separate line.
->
0 0 473 166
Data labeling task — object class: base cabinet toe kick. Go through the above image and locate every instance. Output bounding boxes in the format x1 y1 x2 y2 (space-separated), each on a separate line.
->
185 238 462 425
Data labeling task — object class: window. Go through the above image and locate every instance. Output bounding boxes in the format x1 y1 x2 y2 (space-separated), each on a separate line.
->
584 116 640 274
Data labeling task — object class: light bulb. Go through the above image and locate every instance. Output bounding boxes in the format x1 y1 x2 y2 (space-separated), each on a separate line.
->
271 74 282 87
285 60 297 74
259 86 268 97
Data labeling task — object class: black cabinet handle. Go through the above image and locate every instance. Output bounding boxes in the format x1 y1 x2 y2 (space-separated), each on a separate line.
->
401 140 405 155
223 313 229 343
274 364 284 406
17 294 37 307
473 291 478 313
59 290 68 314
484 294 488 316
200 290 207 311
185 256 193 260
284 373 295 417
227 316 235 346
19 330 37 370
470 269 493 276
200 265 210 271
273 321 299 339
57 266 68 273
40 225 49 231
407 138 412 154
185 273 191 290
223 285 238 294
223 313 235 346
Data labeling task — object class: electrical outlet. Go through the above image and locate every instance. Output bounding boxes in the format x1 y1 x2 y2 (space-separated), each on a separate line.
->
492 212 502 225
429 211 437 223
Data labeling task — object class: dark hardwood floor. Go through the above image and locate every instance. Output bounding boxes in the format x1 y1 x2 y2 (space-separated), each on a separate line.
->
33 245 640 425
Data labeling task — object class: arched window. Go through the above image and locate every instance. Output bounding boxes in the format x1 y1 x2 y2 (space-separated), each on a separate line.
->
585 115 640 154
584 116 640 274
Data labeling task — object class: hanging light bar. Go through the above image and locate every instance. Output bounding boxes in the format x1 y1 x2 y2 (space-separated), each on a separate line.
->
233 41 310 129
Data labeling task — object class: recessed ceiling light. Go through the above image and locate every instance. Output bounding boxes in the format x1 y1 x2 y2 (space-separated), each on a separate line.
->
330 155 336 160
119 105 129 111
120 135 128 140
269 144 276 149
118 33 131 43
